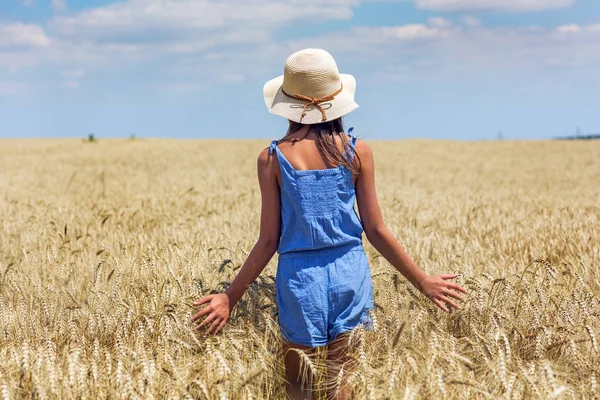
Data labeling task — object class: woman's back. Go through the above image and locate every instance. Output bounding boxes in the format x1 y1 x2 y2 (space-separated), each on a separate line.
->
270 130 364 254
273 131 354 172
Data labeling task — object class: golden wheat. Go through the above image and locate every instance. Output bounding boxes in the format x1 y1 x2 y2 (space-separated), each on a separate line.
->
0 138 598 399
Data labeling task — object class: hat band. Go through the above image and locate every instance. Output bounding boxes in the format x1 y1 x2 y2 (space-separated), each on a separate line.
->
282 83 344 122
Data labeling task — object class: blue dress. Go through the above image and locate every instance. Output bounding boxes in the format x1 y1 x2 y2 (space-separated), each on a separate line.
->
270 133 375 347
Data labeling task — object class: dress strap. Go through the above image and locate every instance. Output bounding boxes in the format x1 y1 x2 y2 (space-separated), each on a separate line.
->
348 127 357 148
343 128 358 163
269 140 278 154
269 139 296 177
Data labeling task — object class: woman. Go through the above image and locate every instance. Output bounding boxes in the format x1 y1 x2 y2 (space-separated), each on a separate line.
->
191 48 467 399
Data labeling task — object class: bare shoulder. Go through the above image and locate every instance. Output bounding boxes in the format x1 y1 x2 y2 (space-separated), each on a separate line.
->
354 139 374 163
257 147 271 167
257 146 278 172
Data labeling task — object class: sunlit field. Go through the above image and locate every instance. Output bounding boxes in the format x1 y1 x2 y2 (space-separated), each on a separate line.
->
0 138 598 399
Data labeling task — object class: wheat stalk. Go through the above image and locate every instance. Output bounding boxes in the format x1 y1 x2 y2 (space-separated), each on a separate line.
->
0 139 597 398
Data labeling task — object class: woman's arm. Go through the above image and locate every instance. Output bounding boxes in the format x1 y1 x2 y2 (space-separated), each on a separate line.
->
354 141 467 312
191 147 281 336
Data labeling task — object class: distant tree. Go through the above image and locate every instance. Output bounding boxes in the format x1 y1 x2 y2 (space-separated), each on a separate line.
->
497 130 504 140
129 134 137 140
86 133 97 143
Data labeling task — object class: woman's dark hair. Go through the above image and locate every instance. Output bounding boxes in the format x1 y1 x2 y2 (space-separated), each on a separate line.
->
284 117 361 176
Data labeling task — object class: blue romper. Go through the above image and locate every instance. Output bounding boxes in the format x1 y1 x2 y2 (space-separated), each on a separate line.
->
270 133 375 347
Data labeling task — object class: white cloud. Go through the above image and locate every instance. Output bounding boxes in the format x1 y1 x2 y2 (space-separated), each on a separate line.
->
552 24 600 40
428 17 453 29
1 0 599 92
0 23 52 70
222 73 245 84
360 24 449 41
589 25 600 33
61 69 84 79
33 0 361 74
64 80 79 88
20 0 587 73
461 16 482 28
60 69 83 88
51 0 67 11
287 19 453 56
0 81 28 96
287 21 600 79
0 23 51 49
415 0 575 12
156 82 206 94
48 0 356 45
19 0 35 6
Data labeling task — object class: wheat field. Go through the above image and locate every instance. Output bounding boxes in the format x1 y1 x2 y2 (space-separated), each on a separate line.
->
0 138 598 399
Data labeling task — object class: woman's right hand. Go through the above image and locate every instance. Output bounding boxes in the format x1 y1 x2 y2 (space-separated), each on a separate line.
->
190 293 231 337
419 274 468 313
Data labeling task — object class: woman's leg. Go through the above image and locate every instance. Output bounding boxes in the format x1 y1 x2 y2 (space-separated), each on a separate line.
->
282 339 317 400
326 331 357 400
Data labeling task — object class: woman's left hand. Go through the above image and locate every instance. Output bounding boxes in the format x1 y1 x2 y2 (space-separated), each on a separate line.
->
190 293 231 337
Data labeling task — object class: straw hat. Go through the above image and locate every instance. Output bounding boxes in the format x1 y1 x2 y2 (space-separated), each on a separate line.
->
263 48 358 124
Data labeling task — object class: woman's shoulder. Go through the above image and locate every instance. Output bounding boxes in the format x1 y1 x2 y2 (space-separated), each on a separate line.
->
257 142 279 170
258 146 271 166
353 137 373 159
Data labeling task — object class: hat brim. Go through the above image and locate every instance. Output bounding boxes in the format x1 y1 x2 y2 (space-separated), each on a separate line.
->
263 74 358 124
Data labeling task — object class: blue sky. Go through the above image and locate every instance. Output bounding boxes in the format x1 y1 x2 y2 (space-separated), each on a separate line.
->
0 0 599 140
